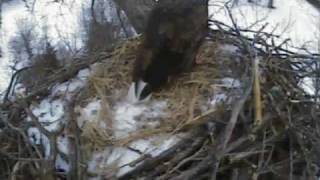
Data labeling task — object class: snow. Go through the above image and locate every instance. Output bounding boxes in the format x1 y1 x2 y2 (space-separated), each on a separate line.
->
30 0 86 49
0 0 25 93
113 100 168 139
26 98 68 171
209 0 320 53
87 135 180 177
0 0 136 94
211 93 228 105
56 154 70 172
220 77 241 88
113 103 146 138
210 77 242 105
27 127 42 145
116 136 179 176
27 127 51 157
0 0 90 93
76 96 174 177
70 91 175 177
24 67 91 172
77 68 91 80
29 99 65 132
51 68 91 98
209 0 320 95
299 77 316 95
57 135 70 155
77 99 102 128
220 44 240 54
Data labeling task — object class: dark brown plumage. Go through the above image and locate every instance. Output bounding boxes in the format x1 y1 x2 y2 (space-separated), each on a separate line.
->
129 0 208 101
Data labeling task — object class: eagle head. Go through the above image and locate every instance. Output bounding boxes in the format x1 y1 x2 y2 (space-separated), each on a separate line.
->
128 47 177 103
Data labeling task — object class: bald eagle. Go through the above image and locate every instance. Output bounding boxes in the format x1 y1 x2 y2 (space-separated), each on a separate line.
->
128 0 208 102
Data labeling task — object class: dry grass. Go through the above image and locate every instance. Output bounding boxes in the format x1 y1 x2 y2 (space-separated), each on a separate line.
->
78 36 225 148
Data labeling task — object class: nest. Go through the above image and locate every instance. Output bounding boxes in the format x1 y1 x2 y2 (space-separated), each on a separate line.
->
1 26 319 180
79 35 232 147
100 31 320 179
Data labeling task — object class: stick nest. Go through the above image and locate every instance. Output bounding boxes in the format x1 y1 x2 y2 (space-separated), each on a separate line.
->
80 36 226 147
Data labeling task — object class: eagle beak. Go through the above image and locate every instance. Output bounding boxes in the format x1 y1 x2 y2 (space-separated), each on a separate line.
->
127 80 152 103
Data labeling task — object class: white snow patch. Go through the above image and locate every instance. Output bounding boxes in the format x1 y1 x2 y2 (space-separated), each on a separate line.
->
299 77 316 95
211 93 228 106
210 77 242 105
27 127 51 157
66 80 84 92
23 56 89 175
77 68 91 81
108 147 140 176
27 127 42 145
210 78 242 105
77 99 102 128
87 135 180 177
220 78 241 88
220 44 240 54
117 135 179 176
51 68 91 97
28 128 70 171
81 97 178 178
56 154 70 172
28 101 70 171
113 103 145 139
29 99 65 132
113 101 168 139
57 135 70 155
146 135 181 156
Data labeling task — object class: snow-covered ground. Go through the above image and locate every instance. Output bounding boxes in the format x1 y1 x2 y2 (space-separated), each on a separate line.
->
0 0 130 94
0 0 88 93
209 0 320 53
0 1 24 94
209 0 320 95
26 68 91 171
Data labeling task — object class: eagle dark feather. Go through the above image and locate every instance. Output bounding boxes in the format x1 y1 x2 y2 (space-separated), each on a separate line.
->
129 0 208 102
